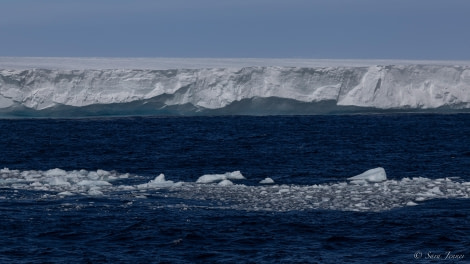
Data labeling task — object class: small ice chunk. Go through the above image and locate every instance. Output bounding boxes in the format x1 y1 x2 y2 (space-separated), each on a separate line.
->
429 186 443 195
348 167 387 184
225 171 245 180
88 188 103 196
119 173 130 179
196 171 245 184
118 185 136 191
147 174 174 187
87 172 99 180
45 168 67 177
406 201 418 206
137 174 174 189
173 181 184 187
97 169 110 177
196 174 227 184
218 179 233 186
47 177 70 186
259 178 275 184
30 181 42 187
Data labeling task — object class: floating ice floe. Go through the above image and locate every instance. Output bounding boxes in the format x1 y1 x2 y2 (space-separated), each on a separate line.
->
1 167 469 212
259 177 275 184
196 171 245 184
0 168 128 196
136 174 178 189
347 167 387 184
218 179 234 186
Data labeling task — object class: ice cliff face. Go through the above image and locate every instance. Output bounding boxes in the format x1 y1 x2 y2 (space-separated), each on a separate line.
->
0 64 469 116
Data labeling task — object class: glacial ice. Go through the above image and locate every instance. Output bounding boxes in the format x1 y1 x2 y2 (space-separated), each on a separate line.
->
1 167 470 212
0 58 469 116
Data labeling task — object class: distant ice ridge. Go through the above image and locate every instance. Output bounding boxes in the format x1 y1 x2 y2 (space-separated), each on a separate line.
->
1 60 470 116
1 167 470 212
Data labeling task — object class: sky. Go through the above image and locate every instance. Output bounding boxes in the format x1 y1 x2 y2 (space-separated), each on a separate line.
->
1 0 470 59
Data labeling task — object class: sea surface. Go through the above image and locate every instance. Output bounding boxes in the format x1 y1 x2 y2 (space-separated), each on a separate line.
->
0 114 469 263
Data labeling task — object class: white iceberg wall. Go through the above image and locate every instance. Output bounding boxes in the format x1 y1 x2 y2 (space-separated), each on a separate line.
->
0 69 198 109
338 65 470 109
1 65 469 113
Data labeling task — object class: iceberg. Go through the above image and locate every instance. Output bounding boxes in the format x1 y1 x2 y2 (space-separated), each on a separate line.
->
1 58 470 117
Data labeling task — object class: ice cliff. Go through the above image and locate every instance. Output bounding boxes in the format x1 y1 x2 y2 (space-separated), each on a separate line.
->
0 63 469 116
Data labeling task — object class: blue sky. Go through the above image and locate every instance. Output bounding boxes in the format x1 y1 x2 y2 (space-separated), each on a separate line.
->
1 0 469 59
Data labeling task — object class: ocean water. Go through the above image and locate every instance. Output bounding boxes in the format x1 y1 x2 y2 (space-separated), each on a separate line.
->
0 114 469 263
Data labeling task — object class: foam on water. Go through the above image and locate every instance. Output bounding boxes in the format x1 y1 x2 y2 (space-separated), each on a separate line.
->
1 167 469 212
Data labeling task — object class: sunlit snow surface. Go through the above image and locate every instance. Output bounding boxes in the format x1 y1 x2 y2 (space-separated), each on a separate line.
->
1 58 470 116
2 167 469 212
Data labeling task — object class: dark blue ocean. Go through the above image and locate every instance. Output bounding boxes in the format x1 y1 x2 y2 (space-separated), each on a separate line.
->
0 114 469 263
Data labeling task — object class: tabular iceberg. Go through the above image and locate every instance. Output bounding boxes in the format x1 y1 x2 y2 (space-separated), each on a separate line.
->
1 60 469 117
